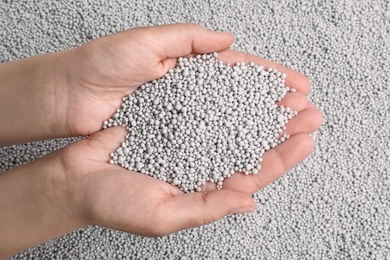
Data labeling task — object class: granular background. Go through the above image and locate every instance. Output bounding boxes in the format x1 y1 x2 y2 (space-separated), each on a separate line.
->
1 0 389 259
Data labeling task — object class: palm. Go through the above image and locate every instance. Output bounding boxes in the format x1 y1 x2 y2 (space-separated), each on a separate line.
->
59 127 180 236
81 169 179 236
63 24 219 136
63 33 169 136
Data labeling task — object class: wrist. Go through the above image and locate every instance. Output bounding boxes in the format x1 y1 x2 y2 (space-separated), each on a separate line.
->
0 51 72 145
46 50 73 138
0 151 87 258
41 150 90 228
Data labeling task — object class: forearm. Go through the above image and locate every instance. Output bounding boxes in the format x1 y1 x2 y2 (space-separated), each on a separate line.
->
0 153 86 258
0 52 69 146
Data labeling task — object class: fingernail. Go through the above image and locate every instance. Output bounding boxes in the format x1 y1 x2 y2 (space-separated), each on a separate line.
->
231 206 255 214
217 31 234 37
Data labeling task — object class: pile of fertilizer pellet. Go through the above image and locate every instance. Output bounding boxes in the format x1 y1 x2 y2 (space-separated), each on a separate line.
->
3 1 390 258
104 53 296 192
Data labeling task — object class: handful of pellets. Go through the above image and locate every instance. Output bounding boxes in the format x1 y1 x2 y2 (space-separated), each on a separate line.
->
104 53 297 193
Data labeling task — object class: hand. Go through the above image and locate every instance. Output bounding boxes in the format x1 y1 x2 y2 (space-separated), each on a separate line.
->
0 23 235 146
57 23 236 137
0 23 321 146
59 22 322 142
55 126 253 237
0 126 253 259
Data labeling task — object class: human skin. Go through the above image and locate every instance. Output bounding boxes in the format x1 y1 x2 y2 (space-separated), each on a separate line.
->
0 24 323 258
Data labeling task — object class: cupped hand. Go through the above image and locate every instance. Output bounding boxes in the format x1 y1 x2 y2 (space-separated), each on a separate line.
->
58 126 255 236
57 57 322 236
54 23 323 236
58 23 235 137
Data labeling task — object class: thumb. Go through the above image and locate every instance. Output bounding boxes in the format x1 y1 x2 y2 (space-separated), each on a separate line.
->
131 23 235 59
161 189 256 234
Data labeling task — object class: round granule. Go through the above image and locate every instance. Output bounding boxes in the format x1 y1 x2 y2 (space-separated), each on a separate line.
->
105 53 296 193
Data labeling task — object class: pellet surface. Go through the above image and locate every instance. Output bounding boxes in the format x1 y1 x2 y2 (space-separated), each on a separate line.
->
1 0 389 259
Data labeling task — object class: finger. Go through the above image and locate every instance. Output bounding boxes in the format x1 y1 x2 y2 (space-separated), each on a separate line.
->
132 23 235 59
217 49 311 94
283 107 323 136
276 92 309 112
223 134 314 194
160 190 255 234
